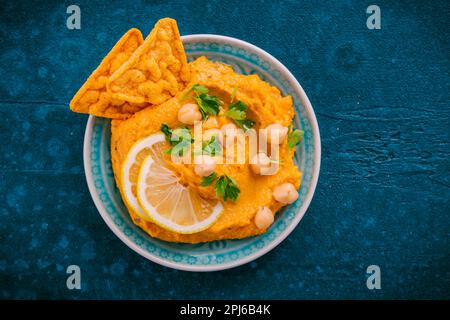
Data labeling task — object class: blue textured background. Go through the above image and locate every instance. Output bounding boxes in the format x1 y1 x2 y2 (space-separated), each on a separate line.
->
0 0 449 299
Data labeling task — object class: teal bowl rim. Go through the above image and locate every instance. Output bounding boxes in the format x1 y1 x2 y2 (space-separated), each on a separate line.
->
83 34 321 271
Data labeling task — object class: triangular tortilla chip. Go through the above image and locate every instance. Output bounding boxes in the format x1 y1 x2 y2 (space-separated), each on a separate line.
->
70 28 146 119
106 18 190 105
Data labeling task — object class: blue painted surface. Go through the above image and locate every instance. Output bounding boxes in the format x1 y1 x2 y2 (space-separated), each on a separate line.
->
0 0 449 299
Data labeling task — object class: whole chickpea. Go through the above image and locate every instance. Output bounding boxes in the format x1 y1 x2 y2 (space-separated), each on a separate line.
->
194 155 217 177
265 123 288 145
273 182 299 204
204 116 219 129
254 206 274 229
178 103 202 125
250 153 272 175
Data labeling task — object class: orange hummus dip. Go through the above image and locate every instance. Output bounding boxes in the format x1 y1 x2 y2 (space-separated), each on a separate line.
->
111 57 302 243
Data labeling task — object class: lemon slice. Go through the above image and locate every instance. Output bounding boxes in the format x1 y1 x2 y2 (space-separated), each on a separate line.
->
135 134 224 234
121 133 172 221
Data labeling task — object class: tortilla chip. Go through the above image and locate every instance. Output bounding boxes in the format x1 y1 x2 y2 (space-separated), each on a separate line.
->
70 28 147 119
106 18 190 105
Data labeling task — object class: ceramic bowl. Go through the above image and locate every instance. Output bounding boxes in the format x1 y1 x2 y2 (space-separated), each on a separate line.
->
83 34 321 271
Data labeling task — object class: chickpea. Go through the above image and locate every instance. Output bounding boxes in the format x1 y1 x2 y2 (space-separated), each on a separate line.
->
194 155 216 177
265 123 288 145
204 116 219 129
254 206 274 230
250 152 272 175
178 103 202 125
273 182 299 204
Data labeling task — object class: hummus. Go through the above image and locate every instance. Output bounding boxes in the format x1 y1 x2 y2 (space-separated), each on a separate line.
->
111 57 302 243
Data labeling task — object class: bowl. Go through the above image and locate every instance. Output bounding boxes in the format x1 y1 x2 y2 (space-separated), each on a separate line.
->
83 34 321 271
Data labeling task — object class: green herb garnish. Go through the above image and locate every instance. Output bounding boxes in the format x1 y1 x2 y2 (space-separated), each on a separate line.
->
225 100 246 120
195 94 221 119
235 118 255 131
199 173 240 202
160 123 173 143
230 84 238 102
202 135 222 157
184 84 222 119
225 100 255 131
191 84 209 95
215 175 240 202
193 134 222 157
160 124 193 156
287 125 304 150
200 172 218 187
181 84 208 100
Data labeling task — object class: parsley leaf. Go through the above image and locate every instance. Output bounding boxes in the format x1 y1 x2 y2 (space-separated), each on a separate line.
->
183 84 222 119
202 135 222 157
226 101 247 117
225 100 247 120
287 125 304 150
224 100 255 131
195 93 221 119
191 84 209 95
161 125 193 156
214 175 240 202
235 119 255 131
199 173 241 202
200 172 218 187
181 84 208 100
160 123 173 144
230 84 238 102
